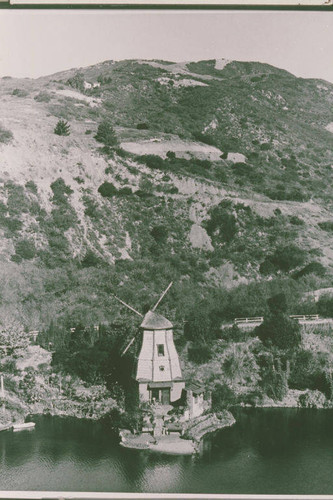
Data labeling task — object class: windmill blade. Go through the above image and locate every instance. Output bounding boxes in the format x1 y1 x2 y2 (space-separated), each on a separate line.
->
152 281 173 312
121 334 138 357
111 294 143 317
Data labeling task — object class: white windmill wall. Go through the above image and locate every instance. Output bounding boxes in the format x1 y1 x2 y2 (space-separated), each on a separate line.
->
136 329 183 383
152 330 172 382
136 331 153 381
166 330 182 379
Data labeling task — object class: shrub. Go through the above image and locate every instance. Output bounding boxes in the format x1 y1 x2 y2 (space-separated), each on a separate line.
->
25 180 38 194
136 123 149 130
34 91 51 103
263 245 307 273
12 88 28 98
14 239 36 260
50 178 73 204
54 119 70 136
293 262 326 279
221 324 248 342
205 201 237 243
298 390 326 409
193 131 216 146
95 121 118 147
66 72 85 92
317 295 333 317
289 215 304 226
318 221 333 232
81 250 104 268
98 182 118 198
255 313 301 351
212 383 236 410
139 154 165 170
188 343 212 364
0 124 13 144
118 187 133 196
166 151 176 160
150 225 168 244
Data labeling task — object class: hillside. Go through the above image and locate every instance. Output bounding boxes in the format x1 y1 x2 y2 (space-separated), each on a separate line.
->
0 57 332 337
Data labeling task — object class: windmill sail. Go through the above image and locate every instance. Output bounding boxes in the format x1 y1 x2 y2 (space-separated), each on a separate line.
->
111 294 143 317
152 282 173 312
121 334 138 357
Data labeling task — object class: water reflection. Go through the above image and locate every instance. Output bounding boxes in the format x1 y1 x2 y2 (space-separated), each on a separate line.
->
1 409 333 493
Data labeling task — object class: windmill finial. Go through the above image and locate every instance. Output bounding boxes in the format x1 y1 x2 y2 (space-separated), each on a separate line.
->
152 282 173 312
111 294 143 317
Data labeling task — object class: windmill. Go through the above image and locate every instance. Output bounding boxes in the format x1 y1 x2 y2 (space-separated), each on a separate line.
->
111 282 185 405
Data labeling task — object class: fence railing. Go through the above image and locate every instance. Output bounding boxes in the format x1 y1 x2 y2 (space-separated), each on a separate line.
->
234 314 321 324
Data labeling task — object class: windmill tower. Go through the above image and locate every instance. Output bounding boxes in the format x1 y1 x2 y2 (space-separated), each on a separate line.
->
113 283 185 405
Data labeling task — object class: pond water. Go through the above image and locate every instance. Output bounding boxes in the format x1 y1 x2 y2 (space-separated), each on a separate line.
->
1 408 333 494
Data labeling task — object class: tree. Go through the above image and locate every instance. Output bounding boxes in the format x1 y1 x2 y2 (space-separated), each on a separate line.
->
205 200 237 243
95 121 118 147
257 352 288 401
0 319 30 355
255 294 301 351
54 120 70 136
212 383 236 411
222 344 260 388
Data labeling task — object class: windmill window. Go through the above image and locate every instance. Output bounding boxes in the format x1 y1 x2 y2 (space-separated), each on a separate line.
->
157 344 165 356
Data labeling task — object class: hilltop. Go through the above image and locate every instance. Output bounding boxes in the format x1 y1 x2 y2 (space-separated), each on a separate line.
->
0 57 332 333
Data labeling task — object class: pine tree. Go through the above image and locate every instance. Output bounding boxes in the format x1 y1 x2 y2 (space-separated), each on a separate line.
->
54 119 70 136
95 120 118 146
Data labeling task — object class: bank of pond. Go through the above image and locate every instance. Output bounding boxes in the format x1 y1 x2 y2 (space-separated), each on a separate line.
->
1 408 333 494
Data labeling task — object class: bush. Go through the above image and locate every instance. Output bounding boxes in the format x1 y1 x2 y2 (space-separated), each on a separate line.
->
298 390 326 409
139 154 165 170
262 245 307 273
54 119 70 136
50 178 73 204
293 262 326 279
136 123 149 130
66 72 85 92
221 324 247 342
14 239 36 260
205 201 237 243
25 180 38 194
193 132 216 146
0 124 13 144
318 221 333 232
12 88 28 98
188 343 212 364
34 91 51 103
212 383 236 410
166 151 176 160
150 225 168 244
255 312 301 351
81 250 104 268
317 295 333 317
95 121 118 147
98 182 118 198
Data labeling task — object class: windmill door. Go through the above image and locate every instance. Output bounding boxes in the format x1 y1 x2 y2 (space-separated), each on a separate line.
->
161 388 170 405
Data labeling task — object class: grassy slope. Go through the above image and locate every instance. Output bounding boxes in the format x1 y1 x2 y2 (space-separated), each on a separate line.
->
0 59 332 333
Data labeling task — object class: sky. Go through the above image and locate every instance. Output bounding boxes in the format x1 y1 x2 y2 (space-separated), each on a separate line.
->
0 10 332 82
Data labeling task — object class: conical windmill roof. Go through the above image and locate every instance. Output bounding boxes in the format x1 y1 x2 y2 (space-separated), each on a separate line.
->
140 310 173 330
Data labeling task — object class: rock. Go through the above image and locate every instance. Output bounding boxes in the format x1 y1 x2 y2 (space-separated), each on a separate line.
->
189 224 213 252
227 152 247 163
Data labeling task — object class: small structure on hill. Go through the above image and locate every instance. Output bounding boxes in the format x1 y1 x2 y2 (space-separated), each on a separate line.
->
184 381 211 420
